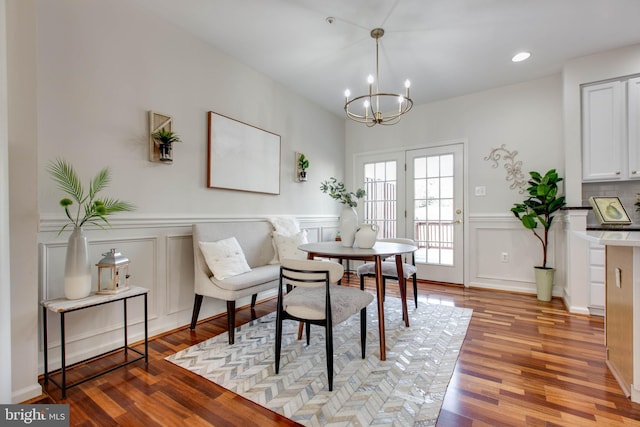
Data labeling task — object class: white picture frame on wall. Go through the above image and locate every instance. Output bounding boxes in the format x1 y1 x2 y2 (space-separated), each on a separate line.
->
207 111 281 195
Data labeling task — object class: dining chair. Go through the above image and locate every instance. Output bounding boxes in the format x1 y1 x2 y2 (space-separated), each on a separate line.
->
356 238 418 308
275 258 373 391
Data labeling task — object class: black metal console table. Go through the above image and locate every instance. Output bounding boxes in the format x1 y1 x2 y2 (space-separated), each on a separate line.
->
41 286 149 398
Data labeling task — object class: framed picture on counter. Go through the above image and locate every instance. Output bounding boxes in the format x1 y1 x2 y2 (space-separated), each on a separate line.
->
589 196 632 225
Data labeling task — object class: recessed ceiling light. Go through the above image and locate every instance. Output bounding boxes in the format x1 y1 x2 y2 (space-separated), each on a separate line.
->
512 51 531 62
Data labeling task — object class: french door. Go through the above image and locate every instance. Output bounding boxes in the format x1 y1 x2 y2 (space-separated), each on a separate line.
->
406 145 464 284
356 143 464 284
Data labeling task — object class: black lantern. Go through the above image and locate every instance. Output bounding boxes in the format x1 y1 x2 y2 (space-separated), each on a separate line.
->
96 248 130 294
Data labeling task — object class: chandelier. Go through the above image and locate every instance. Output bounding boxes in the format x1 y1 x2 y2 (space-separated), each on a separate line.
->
344 28 413 127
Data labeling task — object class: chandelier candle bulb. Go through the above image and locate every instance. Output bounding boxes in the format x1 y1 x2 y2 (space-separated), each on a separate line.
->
343 28 413 126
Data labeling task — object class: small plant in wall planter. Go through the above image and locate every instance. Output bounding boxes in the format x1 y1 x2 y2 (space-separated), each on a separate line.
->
151 128 181 162
297 153 309 182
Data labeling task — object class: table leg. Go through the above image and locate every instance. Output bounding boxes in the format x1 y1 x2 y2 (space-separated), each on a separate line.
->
144 293 149 364
43 306 48 384
60 312 66 399
396 254 410 327
123 299 128 355
375 255 386 361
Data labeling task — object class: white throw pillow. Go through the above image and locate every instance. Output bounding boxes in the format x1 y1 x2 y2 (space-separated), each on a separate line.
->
273 230 308 261
268 216 301 235
199 237 251 280
268 216 302 264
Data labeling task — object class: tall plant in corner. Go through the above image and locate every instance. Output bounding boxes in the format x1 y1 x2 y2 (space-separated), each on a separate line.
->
48 159 134 300
510 169 566 300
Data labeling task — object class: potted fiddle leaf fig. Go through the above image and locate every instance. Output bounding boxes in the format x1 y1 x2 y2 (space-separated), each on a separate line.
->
510 169 566 301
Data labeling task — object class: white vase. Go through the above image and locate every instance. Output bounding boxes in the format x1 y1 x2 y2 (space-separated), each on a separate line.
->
355 223 379 249
64 226 92 300
339 206 358 247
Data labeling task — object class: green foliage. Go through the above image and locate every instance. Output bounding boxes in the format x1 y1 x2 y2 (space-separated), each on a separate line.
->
320 177 366 208
152 128 181 144
510 169 566 268
48 159 135 234
298 153 309 171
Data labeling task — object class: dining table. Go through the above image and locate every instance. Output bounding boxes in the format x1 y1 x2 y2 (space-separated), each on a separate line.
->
298 240 418 361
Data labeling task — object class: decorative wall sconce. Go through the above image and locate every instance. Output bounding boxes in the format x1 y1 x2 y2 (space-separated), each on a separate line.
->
149 111 180 163
96 248 130 294
296 152 309 182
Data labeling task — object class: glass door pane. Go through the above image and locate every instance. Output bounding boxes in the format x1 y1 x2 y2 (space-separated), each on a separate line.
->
363 160 397 238
413 153 454 265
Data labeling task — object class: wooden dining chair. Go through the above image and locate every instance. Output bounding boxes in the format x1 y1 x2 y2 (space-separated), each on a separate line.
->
275 258 373 391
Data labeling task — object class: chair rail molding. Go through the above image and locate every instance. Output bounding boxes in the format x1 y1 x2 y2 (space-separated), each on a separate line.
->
39 213 340 232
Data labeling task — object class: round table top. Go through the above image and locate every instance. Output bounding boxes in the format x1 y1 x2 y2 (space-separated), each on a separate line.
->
298 241 417 259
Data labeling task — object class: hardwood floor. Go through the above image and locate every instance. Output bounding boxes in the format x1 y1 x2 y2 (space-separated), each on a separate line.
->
36 276 640 426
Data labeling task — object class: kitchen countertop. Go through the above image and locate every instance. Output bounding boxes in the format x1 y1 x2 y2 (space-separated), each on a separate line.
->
587 225 640 231
576 230 640 246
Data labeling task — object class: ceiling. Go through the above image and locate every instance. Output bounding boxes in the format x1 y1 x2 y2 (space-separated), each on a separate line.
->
130 0 640 117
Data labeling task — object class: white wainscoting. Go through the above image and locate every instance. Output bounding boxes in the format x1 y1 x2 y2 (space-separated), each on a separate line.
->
37 215 338 372
467 214 561 296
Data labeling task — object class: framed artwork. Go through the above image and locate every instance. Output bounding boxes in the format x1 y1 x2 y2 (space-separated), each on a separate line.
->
589 196 632 225
207 111 281 195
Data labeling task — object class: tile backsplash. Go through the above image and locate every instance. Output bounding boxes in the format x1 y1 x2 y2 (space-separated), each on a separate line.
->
583 181 640 225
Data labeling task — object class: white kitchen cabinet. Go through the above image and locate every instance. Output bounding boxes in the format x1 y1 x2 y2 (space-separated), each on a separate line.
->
588 242 605 316
628 77 640 177
582 80 625 181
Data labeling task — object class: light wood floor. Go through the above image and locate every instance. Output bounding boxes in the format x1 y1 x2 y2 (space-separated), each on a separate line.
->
36 276 640 426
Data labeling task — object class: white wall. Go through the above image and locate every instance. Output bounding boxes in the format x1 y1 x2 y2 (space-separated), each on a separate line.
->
345 74 565 294
8 0 346 402
0 0 13 404
7 0 40 403
36 0 344 218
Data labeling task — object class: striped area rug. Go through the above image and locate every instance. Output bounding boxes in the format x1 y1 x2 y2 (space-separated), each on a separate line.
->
166 297 472 426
